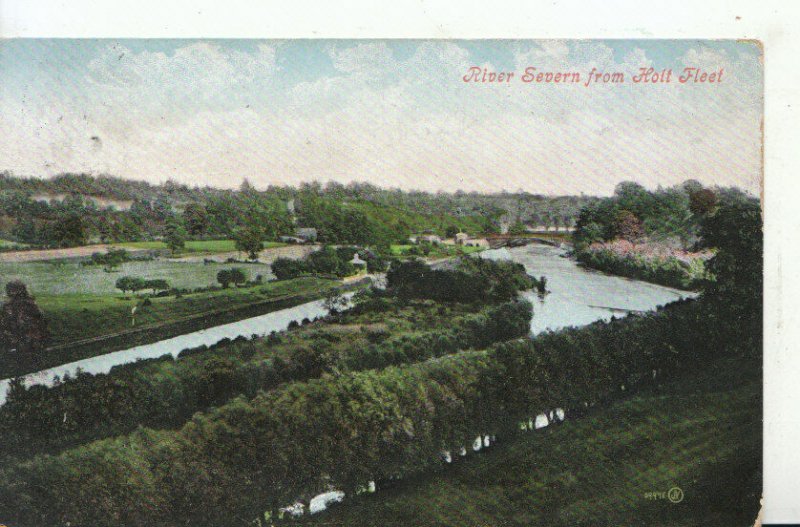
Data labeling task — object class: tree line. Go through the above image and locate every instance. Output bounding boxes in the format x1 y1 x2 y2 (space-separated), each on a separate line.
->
0 174 499 250
0 298 532 465
572 180 757 289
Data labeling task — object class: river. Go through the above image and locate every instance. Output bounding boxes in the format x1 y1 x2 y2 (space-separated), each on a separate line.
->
480 244 695 335
0 295 350 404
0 245 693 403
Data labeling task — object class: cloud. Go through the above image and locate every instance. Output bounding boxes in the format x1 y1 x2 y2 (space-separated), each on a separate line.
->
0 40 762 195
86 42 277 124
328 42 394 74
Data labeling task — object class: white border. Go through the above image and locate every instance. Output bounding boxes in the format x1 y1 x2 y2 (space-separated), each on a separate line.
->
1 0 798 522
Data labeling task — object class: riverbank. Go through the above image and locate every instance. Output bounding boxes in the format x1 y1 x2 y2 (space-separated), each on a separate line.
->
0 277 363 378
296 353 760 527
575 240 711 291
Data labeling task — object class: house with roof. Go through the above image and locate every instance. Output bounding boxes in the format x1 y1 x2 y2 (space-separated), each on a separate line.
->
454 232 470 245
294 228 318 243
350 252 368 274
464 237 490 248
416 234 442 245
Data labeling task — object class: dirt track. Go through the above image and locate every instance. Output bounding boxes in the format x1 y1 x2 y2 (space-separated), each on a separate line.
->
0 243 318 264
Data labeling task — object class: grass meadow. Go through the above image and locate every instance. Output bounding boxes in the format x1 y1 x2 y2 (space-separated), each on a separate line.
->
116 239 286 254
39 276 340 347
0 259 274 297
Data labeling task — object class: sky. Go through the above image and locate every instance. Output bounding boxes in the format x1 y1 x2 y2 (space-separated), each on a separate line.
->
0 39 762 196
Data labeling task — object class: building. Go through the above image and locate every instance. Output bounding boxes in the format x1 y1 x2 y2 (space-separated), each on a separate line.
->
454 232 470 245
294 227 318 242
32 193 134 211
350 252 368 272
417 234 442 245
464 238 490 248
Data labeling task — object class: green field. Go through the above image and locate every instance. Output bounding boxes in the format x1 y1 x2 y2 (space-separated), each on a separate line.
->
0 238 30 249
0 259 275 297
0 276 343 378
40 276 339 347
298 355 760 527
115 239 286 254
389 244 486 258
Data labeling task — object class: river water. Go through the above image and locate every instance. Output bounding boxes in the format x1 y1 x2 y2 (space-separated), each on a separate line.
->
0 296 347 403
0 245 693 403
480 245 695 335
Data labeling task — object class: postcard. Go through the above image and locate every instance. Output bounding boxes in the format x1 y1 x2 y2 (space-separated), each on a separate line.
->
0 35 765 526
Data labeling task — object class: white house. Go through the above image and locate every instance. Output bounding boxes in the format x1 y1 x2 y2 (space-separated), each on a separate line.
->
350 253 367 268
464 238 490 248
417 234 442 245
294 227 318 242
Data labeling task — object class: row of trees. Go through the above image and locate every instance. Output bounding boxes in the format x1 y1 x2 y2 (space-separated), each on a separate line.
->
84 248 132 271
116 269 251 293
0 297 532 464
115 276 170 295
216 268 248 288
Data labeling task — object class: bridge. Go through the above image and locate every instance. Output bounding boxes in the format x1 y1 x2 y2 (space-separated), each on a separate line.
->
485 233 571 249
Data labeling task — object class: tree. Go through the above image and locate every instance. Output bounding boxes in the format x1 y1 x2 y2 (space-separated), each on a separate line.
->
614 210 644 242
164 220 187 255
229 268 247 287
234 225 264 260
217 269 232 288
53 213 86 247
682 179 704 196
614 181 653 219
116 276 146 294
217 268 246 288
144 279 170 294
0 281 49 354
271 258 306 280
91 249 129 271
689 188 718 216
183 203 209 235
240 178 256 194
323 289 348 315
